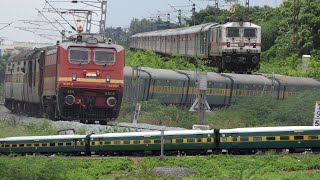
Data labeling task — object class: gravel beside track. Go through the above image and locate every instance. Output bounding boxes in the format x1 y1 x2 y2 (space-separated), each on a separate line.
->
0 105 186 135
152 167 199 179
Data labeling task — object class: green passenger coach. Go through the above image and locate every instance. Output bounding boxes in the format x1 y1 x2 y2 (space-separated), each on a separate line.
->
219 126 320 154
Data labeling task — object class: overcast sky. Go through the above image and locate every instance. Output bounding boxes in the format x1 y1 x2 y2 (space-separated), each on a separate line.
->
0 0 282 43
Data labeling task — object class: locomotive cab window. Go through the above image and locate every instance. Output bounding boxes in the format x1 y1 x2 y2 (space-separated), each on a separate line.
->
244 28 257 38
69 48 90 64
94 49 115 66
227 28 240 37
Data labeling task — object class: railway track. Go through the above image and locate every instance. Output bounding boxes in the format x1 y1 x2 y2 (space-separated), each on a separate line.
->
0 104 186 133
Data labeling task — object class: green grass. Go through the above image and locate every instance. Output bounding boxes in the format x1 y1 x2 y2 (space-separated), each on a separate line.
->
118 99 197 128
118 91 320 129
1 155 320 179
205 91 320 129
125 50 215 72
0 118 56 138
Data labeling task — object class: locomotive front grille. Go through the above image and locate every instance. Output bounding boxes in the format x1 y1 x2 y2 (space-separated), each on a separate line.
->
57 88 123 120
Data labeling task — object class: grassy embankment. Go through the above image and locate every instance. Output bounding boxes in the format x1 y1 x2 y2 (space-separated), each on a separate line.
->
1 155 320 179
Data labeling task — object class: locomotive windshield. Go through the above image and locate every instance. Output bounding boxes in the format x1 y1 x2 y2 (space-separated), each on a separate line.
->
227 28 240 37
94 49 115 65
244 28 257 38
69 48 90 64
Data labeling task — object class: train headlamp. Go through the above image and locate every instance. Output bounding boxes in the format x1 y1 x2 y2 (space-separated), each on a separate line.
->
87 37 98 45
253 43 257 48
106 74 111 83
76 35 82 42
72 73 77 81
227 42 230 47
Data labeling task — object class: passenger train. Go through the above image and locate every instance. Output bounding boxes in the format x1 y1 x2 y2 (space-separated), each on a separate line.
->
124 67 320 107
130 18 261 72
1 126 320 155
4 34 125 124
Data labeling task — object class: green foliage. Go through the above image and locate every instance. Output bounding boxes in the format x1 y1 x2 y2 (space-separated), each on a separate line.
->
0 118 56 138
2 155 320 179
0 156 133 180
206 91 320 129
118 99 197 129
126 50 215 71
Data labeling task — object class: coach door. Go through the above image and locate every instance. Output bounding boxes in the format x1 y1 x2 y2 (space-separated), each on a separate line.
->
200 33 205 55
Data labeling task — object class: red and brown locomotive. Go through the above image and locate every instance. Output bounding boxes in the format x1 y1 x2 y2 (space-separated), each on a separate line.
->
4 34 124 124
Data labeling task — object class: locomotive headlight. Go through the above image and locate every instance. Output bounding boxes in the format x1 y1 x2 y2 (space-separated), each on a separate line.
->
252 56 259 64
106 97 117 107
225 56 232 63
72 73 77 81
65 95 75 106
227 42 230 47
253 43 257 48
106 74 111 82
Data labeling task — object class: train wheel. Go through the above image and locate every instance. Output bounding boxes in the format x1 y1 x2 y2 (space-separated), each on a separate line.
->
99 121 107 125
80 120 87 124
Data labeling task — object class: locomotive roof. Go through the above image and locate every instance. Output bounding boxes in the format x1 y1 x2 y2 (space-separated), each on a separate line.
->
7 46 56 62
59 41 124 52
222 22 261 28
220 126 320 134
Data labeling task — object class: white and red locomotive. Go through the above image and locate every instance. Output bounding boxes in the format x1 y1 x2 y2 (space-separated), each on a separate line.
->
130 18 261 72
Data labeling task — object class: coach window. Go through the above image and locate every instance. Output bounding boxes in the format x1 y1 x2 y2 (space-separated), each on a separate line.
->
280 136 289 141
69 48 90 64
240 137 249 142
227 28 240 37
253 137 262 141
28 61 33 87
294 136 304 140
33 60 36 87
309 135 318 140
266 137 276 141
94 49 115 66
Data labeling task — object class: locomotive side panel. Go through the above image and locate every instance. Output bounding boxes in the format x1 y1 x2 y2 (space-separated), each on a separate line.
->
43 49 57 97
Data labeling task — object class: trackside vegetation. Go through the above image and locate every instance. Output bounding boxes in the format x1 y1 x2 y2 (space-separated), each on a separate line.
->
1 155 320 179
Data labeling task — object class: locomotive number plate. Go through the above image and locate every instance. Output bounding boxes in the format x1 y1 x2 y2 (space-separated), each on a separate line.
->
105 92 116 96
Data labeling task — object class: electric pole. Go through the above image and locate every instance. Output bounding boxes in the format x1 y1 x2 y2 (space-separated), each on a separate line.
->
178 9 182 26
245 0 250 15
192 4 196 26
167 13 170 27
100 0 107 36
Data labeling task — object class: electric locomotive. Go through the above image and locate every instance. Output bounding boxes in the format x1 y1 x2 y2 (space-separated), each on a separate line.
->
4 34 125 124
129 17 261 72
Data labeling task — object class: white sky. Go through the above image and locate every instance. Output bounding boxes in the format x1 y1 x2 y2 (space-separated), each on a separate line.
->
0 0 282 43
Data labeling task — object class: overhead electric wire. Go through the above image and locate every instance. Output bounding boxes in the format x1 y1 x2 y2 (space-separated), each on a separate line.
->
0 22 13 31
45 0 77 31
36 8 65 36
